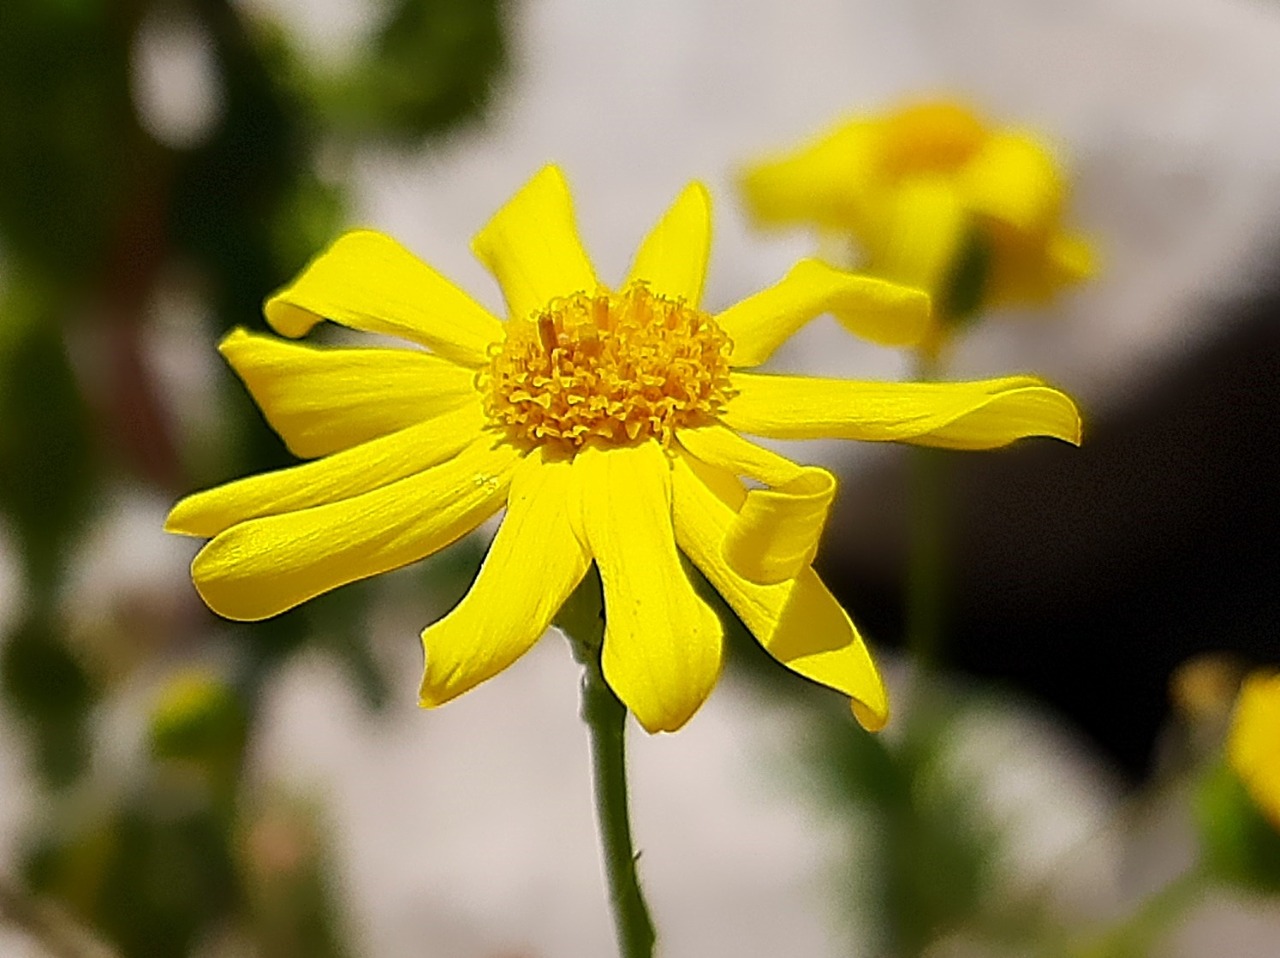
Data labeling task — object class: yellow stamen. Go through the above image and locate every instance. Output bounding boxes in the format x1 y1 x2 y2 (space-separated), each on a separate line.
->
483 282 734 450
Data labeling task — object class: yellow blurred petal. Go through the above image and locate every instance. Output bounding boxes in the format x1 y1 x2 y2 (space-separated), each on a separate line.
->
190 436 520 621
738 119 881 230
218 329 479 459
1049 231 1097 285
867 177 967 298
985 228 1097 307
1228 671 1280 827
959 132 1064 238
677 425 835 585
471 165 599 322
420 450 589 708
877 101 988 178
576 442 723 733
624 182 712 307
670 452 887 731
723 372 1082 449
717 259 931 367
166 403 486 538
263 230 503 367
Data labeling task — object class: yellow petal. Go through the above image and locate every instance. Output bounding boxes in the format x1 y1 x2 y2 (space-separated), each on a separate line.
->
166 403 486 538
865 177 967 299
190 436 520 621
471 165 599 322
985 228 1097 307
738 119 882 231
420 449 590 708
219 329 479 459
959 132 1064 238
623 182 712 307
1049 232 1096 286
576 442 723 733
670 452 887 731
717 259 931 367
1228 671 1280 828
877 101 988 179
723 372 1082 449
677 425 835 585
264 230 503 367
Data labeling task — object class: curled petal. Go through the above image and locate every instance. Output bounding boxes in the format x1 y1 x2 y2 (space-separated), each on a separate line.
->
576 442 722 733
677 425 835 585
717 259 931 367
671 453 887 731
190 436 521 621
264 230 503 367
624 181 712 307
471 165 599 322
167 403 487 538
420 450 590 708
723 372 1082 449
219 329 478 459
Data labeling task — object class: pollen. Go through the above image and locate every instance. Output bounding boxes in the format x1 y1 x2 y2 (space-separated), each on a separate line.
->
482 282 734 449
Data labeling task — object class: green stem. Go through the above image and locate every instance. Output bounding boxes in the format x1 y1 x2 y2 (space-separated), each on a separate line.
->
559 571 656 958
906 349 948 678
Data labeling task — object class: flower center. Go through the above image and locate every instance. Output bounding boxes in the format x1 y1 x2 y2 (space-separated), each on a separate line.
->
482 282 734 449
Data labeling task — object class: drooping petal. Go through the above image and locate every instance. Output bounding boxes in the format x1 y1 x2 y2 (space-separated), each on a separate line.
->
166 403 487 538
958 132 1064 238
471 165 599 322
263 231 503 367
738 119 882 231
723 372 1082 449
420 449 589 708
623 182 712 307
677 425 835 585
576 441 722 733
864 177 967 300
717 259 931 367
190 436 521 621
219 329 479 459
670 452 887 731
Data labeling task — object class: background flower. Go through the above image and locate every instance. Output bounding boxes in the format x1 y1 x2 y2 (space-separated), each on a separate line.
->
739 100 1094 346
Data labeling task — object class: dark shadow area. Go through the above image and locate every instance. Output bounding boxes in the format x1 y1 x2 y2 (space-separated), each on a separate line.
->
826 263 1280 778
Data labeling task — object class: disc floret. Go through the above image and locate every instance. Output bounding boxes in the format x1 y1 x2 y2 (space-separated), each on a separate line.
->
483 283 734 449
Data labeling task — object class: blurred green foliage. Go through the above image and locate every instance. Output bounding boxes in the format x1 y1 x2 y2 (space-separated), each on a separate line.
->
0 0 507 954
1195 761 1280 894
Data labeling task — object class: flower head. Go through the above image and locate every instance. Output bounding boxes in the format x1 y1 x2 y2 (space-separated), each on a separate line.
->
739 100 1095 339
1228 670 1280 829
167 166 1081 733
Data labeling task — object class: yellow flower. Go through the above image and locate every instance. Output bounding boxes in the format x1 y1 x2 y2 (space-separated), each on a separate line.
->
1228 670 1280 828
166 166 1081 734
739 100 1095 334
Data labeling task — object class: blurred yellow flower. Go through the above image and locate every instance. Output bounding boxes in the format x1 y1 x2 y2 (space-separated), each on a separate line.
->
1228 670 1280 828
167 165 1081 733
739 100 1095 348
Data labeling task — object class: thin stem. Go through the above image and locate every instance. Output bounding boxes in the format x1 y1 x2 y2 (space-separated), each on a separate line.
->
582 651 656 958
559 571 656 958
905 349 948 679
